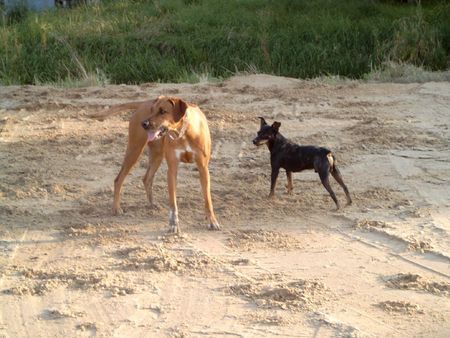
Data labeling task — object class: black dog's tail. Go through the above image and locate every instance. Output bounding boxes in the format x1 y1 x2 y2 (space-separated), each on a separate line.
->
327 152 337 172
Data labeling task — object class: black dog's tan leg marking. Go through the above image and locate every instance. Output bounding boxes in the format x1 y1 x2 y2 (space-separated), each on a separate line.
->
269 167 280 198
286 171 293 195
143 148 164 208
331 167 352 206
318 168 340 210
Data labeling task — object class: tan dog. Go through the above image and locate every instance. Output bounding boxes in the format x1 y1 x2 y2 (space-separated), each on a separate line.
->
92 96 220 233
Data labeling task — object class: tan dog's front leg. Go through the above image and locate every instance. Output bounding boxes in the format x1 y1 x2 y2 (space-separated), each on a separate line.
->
196 158 220 230
167 157 180 233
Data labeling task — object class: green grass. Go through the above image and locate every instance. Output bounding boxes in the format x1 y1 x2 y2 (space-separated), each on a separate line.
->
0 0 449 85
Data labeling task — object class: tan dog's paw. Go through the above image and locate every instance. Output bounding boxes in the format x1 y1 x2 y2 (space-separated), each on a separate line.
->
168 225 180 234
149 202 162 211
208 222 221 231
112 206 123 215
168 210 179 233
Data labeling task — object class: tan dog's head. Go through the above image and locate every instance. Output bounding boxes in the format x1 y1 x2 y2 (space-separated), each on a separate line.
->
141 96 188 142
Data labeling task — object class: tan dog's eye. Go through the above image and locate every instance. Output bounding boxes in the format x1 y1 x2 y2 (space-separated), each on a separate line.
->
159 108 166 115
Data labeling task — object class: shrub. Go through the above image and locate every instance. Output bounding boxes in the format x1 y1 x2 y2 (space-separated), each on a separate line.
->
381 12 446 69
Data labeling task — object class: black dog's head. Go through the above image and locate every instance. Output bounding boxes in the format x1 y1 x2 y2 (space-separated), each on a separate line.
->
252 117 281 146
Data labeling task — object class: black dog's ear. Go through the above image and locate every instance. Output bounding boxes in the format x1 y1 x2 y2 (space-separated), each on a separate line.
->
258 117 268 128
272 121 281 132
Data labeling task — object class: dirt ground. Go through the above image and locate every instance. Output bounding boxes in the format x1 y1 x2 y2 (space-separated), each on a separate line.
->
0 74 449 338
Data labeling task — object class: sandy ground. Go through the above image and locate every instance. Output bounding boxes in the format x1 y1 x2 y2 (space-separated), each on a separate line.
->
0 74 449 338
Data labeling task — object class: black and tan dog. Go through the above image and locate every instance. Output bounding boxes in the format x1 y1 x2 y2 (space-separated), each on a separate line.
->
253 117 352 209
91 96 220 233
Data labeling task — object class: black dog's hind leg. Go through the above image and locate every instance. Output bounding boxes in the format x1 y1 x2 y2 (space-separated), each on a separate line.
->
331 167 352 206
286 171 293 195
269 166 280 198
318 167 340 210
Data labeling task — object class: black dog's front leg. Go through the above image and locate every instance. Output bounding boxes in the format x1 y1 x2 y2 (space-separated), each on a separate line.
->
269 166 280 198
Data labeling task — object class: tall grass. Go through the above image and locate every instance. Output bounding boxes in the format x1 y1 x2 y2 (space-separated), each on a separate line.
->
0 0 448 85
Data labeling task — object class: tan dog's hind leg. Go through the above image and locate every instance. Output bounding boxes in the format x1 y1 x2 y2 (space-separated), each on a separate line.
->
166 153 180 233
113 145 145 214
196 157 220 230
143 147 163 209
113 113 147 215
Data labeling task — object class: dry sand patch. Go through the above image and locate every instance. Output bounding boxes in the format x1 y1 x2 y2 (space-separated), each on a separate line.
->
376 300 425 315
112 244 219 275
226 229 303 251
3 266 135 297
384 273 450 297
1 76 449 337
229 279 332 311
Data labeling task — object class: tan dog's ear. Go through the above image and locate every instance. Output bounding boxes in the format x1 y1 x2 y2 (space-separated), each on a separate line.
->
168 98 188 122
272 121 281 132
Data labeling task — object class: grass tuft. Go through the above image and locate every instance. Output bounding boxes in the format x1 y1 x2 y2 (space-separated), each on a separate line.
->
365 61 450 83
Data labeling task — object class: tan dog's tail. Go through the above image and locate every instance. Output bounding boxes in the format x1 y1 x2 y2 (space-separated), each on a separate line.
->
88 101 147 121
